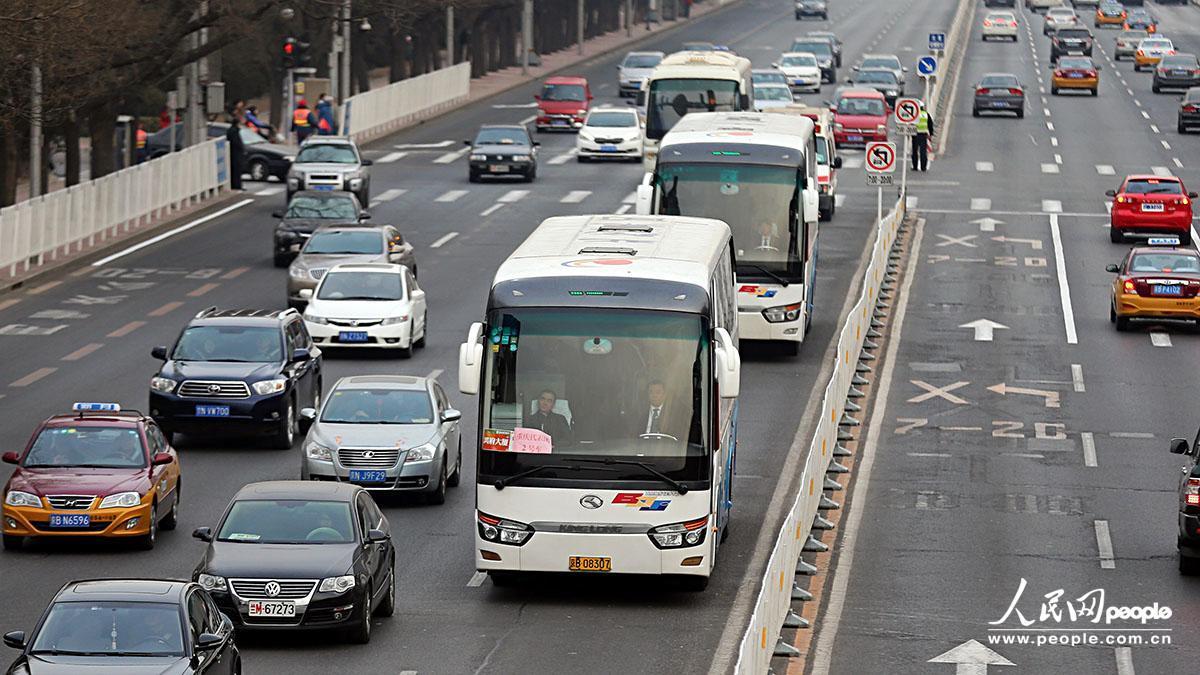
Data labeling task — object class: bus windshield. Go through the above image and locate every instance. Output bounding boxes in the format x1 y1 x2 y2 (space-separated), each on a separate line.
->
646 78 740 140
480 308 710 486
655 163 801 277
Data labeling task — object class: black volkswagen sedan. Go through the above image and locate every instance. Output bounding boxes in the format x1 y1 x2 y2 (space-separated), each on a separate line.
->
3 578 239 674
466 124 539 183
972 72 1026 118
272 190 370 267
192 481 394 644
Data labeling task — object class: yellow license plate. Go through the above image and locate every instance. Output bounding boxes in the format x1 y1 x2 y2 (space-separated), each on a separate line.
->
568 556 612 572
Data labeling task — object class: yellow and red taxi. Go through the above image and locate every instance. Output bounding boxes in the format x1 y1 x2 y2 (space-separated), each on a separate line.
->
1108 239 1200 331
1094 4 1126 29
1134 37 1174 71
2 403 181 551
1107 174 1197 244
1051 56 1100 96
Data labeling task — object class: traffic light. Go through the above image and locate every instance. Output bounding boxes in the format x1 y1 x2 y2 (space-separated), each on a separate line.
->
281 37 311 69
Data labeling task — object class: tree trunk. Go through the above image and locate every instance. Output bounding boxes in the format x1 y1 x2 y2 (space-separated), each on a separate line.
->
87 100 116 180
0 126 19 207
65 111 81 187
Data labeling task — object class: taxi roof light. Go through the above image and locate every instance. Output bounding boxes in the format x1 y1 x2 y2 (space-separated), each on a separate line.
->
72 402 121 412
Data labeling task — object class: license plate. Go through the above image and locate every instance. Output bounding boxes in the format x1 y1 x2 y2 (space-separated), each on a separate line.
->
489 164 509 173
848 135 863 142
311 185 335 191
552 120 568 126
568 556 612 572
1153 285 1183 296
349 469 387 483
48 514 90 528
195 405 230 417
247 601 296 618
338 331 369 342
991 101 1007 107
1142 203 1165 212
1069 73 1085 78
600 144 618 152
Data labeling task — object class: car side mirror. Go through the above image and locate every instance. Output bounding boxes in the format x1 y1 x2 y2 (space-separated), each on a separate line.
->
1095 63 1102 71
1190 192 1199 199
3 631 26 650
1170 438 1190 455
1105 264 1119 273
771 62 779 68
833 156 843 169
533 141 541 147
588 94 594 100
298 407 317 434
2 452 19 465
299 288 314 300
1105 189 1117 197
151 345 168 360
368 528 389 543
851 65 860 71
151 452 173 466
361 159 373 166
291 347 311 362
713 327 740 398
533 94 542 101
272 210 285 219
359 211 371 220
192 527 213 542
441 409 462 423
902 66 909 72
739 93 751 109
463 139 472 146
195 633 224 650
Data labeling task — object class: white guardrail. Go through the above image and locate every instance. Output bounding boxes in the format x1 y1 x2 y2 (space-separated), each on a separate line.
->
1 139 230 278
341 62 472 145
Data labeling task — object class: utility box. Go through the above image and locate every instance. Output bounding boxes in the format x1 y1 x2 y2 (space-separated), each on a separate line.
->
205 82 226 116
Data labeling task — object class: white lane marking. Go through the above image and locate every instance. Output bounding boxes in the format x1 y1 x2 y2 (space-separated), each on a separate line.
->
1003 453 1045 459
1082 431 1098 468
492 102 539 109
615 204 632 214
1047 121 1055 131
1150 124 1160 134
480 203 505 217
1134 99 1142 108
1096 164 1115 175
1110 432 1154 439
622 191 638 204
498 189 529 203
1051 136 1059 147
435 189 469 203
842 155 864 168
433 147 471 164
1141 110 1150 119
1115 647 1134 675
91 199 254 267
467 571 488 587
1049 213 1077 345
1054 154 1063 165
394 140 452 149
1152 166 1172 177
906 195 918 209
254 185 284 196
1041 163 1059 174
548 150 578 165
1174 158 1185 169
1161 140 1172 150
560 190 592 203
426 369 444 381
907 452 952 458
975 161 994 172
1043 107 1051 116
1039 85 1046 94
1151 332 1172 348
430 232 459 248
376 151 408 163
834 194 847 207
1071 364 1085 393
370 188 407 205
971 198 992 211
519 114 537 125
1042 199 1063 213
1095 520 1116 569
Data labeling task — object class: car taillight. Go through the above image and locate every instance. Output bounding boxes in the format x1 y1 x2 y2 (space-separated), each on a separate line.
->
1186 478 1200 506
1123 280 1138 295
1008 88 1023 95
976 87 988 95
1009 21 1017 27
1055 70 1066 77
1116 195 1127 203
984 20 993 27
1185 105 1199 112
1137 49 1144 56
1087 70 1097 78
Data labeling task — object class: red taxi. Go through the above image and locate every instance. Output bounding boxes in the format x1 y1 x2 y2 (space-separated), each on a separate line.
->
831 88 889 147
534 76 593 132
1108 239 1200 330
1107 174 1197 244
2 403 181 551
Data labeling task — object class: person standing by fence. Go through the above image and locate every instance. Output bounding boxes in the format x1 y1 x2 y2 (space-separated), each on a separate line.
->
226 107 245 191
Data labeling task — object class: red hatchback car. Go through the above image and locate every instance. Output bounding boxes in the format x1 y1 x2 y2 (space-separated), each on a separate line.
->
534 76 593 132
1107 174 1198 244
831 88 889 147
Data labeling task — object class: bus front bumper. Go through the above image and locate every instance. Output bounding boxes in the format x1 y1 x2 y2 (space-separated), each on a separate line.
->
738 307 805 342
476 531 710 576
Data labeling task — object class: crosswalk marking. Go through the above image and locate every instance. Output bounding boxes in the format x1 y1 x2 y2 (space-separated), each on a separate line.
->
1152 166 1172 177
1041 163 1059 174
834 194 846 207
1042 199 1062 213
370 188 407 206
435 189 469 203
376 151 408 163
433 147 471 164
499 190 529 203
1096 164 1114 175
975 161 994 172
254 185 284 196
906 195 919 209
548 150 578 165
1151 332 1172 348
842 156 864 169
971 198 991 211
560 190 592 203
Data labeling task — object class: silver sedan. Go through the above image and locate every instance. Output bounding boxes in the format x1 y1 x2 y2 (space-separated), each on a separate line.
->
287 226 417 309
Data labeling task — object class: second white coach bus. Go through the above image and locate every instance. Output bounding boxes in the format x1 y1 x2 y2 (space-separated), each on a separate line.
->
458 214 741 590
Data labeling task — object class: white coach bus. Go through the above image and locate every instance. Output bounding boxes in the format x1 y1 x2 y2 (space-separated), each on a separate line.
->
458 214 741 590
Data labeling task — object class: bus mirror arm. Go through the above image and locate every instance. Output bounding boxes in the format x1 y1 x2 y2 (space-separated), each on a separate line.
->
459 322 485 395
714 327 740 399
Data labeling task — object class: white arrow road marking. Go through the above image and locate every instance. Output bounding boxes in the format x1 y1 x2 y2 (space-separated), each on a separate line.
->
928 639 1014 674
435 190 469 203
433 147 471 164
991 236 1043 250
971 217 1003 232
492 102 539 109
908 380 970 405
987 382 1060 408
971 198 992 211
960 319 1008 342
1151 332 1172 347
560 190 592 203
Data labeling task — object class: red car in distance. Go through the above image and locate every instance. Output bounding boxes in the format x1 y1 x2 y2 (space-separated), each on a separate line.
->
534 76 593 132
1107 174 1197 244
830 88 889 147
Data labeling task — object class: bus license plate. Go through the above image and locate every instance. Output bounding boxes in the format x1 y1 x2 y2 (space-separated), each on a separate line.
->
1141 203 1164 212
195 405 230 417
48 514 90 528
349 470 387 483
247 601 296 618
1153 285 1183 296
338 331 369 343
568 556 612 572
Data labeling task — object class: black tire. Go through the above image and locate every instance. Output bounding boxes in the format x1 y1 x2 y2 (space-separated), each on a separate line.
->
1181 123 1189 134
1181 230 1193 246
1091 88 1098 97
414 313 427 348
1153 83 1161 94
272 399 296 449
377 564 396 617
819 208 831 221
1110 303 1117 324
426 459 447 505
248 159 269 182
160 484 179 531
972 108 981 117
233 658 242 675
347 587 372 644
524 166 537 182
488 571 519 587
577 154 589 163
1110 227 1124 243
2 534 22 551
137 503 158 550
678 574 710 592
1180 554 1200 575
1016 109 1025 118
1115 315 1131 332
273 253 290 268
447 440 462 487
1051 87 1059 95
468 170 480 183
398 322 414 358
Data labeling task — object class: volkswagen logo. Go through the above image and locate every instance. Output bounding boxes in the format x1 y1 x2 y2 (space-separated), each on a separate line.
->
207 384 222 394
579 495 603 510
363 451 375 460
264 581 281 598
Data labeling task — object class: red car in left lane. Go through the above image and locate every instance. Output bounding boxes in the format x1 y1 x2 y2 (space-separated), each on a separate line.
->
1107 174 1197 244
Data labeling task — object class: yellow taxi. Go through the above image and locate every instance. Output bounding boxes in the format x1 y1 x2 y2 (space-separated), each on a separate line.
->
1051 56 1100 96
1107 238 1200 331
2 403 181 550
1134 37 1175 71
1094 4 1126 28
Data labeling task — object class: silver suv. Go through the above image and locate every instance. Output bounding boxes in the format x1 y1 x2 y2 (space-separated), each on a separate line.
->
286 137 373 206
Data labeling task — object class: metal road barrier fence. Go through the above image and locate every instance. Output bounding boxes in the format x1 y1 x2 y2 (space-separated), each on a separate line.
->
341 63 472 145
1 139 230 278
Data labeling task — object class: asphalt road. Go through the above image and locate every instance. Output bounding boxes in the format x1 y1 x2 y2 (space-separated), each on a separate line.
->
813 2 1200 674
0 0 960 673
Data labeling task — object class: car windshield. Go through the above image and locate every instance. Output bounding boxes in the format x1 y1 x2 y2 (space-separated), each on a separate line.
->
1058 29 1090 39
1124 179 1183 194
30 601 184 657
753 71 787 84
23 427 145 469
1186 90 1200 104
756 86 793 101
981 75 1019 88
856 71 897 84
317 271 404 301
682 42 715 51
475 128 527 145
586 111 638 127
987 12 1015 20
320 388 434 424
836 96 885 116
623 53 662 68
172 325 282 362
1161 55 1198 67
861 57 900 70
781 54 817 67
1142 40 1172 50
1129 253 1200 273
217 499 355 544
303 230 382 255
1048 9 1075 17
295 144 358 164
1058 57 1093 69
285 195 358 219
791 41 831 58
541 83 586 101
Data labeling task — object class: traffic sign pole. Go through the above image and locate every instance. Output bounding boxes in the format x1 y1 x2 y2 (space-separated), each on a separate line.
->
900 134 909 202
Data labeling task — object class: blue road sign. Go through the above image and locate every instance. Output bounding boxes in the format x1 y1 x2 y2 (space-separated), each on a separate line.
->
928 32 946 51
917 56 938 77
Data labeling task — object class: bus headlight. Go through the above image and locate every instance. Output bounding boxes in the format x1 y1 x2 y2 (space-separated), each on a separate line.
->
763 302 804 323
648 517 708 549
477 511 533 546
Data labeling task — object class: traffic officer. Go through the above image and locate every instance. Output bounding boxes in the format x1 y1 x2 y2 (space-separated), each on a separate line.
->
912 101 935 172
292 99 316 144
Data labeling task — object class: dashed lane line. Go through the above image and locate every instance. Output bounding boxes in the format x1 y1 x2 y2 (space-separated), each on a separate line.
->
62 343 104 361
480 203 505 217
975 161 993 172
187 283 219 297
1041 163 1059 174
435 190 469 203
371 188 407 206
108 321 145 338
1096 164 1115 175
548 149 579 165
1161 140 1171 151
1150 124 1160 134
971 198 992 211
498 190 529 203
615 204 632 214
560 190 592 203
1094 520 1116 569
1082 431 1098 468
433 147 471 164
1054 154 1063 165
1174 158 1184 169
1051 137 1059 147
1115 647 1134 675
1071 364 1085 393
376 151 408 163
430 232 459 249
10 367 57 387
254 185 285 196
149 301 183 317
1151 332 1172 348
467 572 488 588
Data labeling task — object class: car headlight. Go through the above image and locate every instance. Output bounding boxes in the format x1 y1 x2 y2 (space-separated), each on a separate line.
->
477 512 533 546
876 125 888 134
282 155 295 162
318 575 356 593
287 177 301 189
150 376 177 393
833 122 844 131
405 443 436 463
99 491 142 509
306 441 334 461
304 313 328 325
252 379 288 395
4 491 40 508
381 315 409 326
763 302 805 323
647 517 708 549
469 154 486 161
512 154 532 162
289 266 308 279
348 177 363 191
197 574 227 592
885 90 897 96
578 132 594 142
576 109 588 116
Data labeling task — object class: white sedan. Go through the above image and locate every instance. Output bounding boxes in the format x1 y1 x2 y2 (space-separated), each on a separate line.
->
302 263 427 357
754 83 796 110
983 11 1018 41
576 108 643 162
774 52 823 93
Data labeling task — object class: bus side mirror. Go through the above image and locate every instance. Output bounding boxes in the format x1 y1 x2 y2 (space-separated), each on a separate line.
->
635 183 655 216
636 91 646 107
459 322 485 395
802 188 819 225
714 327 740 399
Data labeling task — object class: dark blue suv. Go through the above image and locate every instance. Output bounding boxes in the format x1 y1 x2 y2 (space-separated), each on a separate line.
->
149 308 322 448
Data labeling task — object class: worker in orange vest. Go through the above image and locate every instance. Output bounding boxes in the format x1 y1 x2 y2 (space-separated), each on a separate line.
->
135 125 148 163
292 99 317 144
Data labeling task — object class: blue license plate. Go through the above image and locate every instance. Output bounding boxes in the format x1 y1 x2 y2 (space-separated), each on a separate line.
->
1153 285 1183 296
1069 73 1085 78
349 470 387 483
311 185 335 191
338 331 369 343
553 120 568 126
600 144 618 152
195 405 230 417
991 101 1007 107
49 514 90 528
848 135 863 142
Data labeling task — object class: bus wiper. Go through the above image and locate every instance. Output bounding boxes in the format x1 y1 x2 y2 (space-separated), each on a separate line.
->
574 458 689 494
740 263 790 287
493 462 612 490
